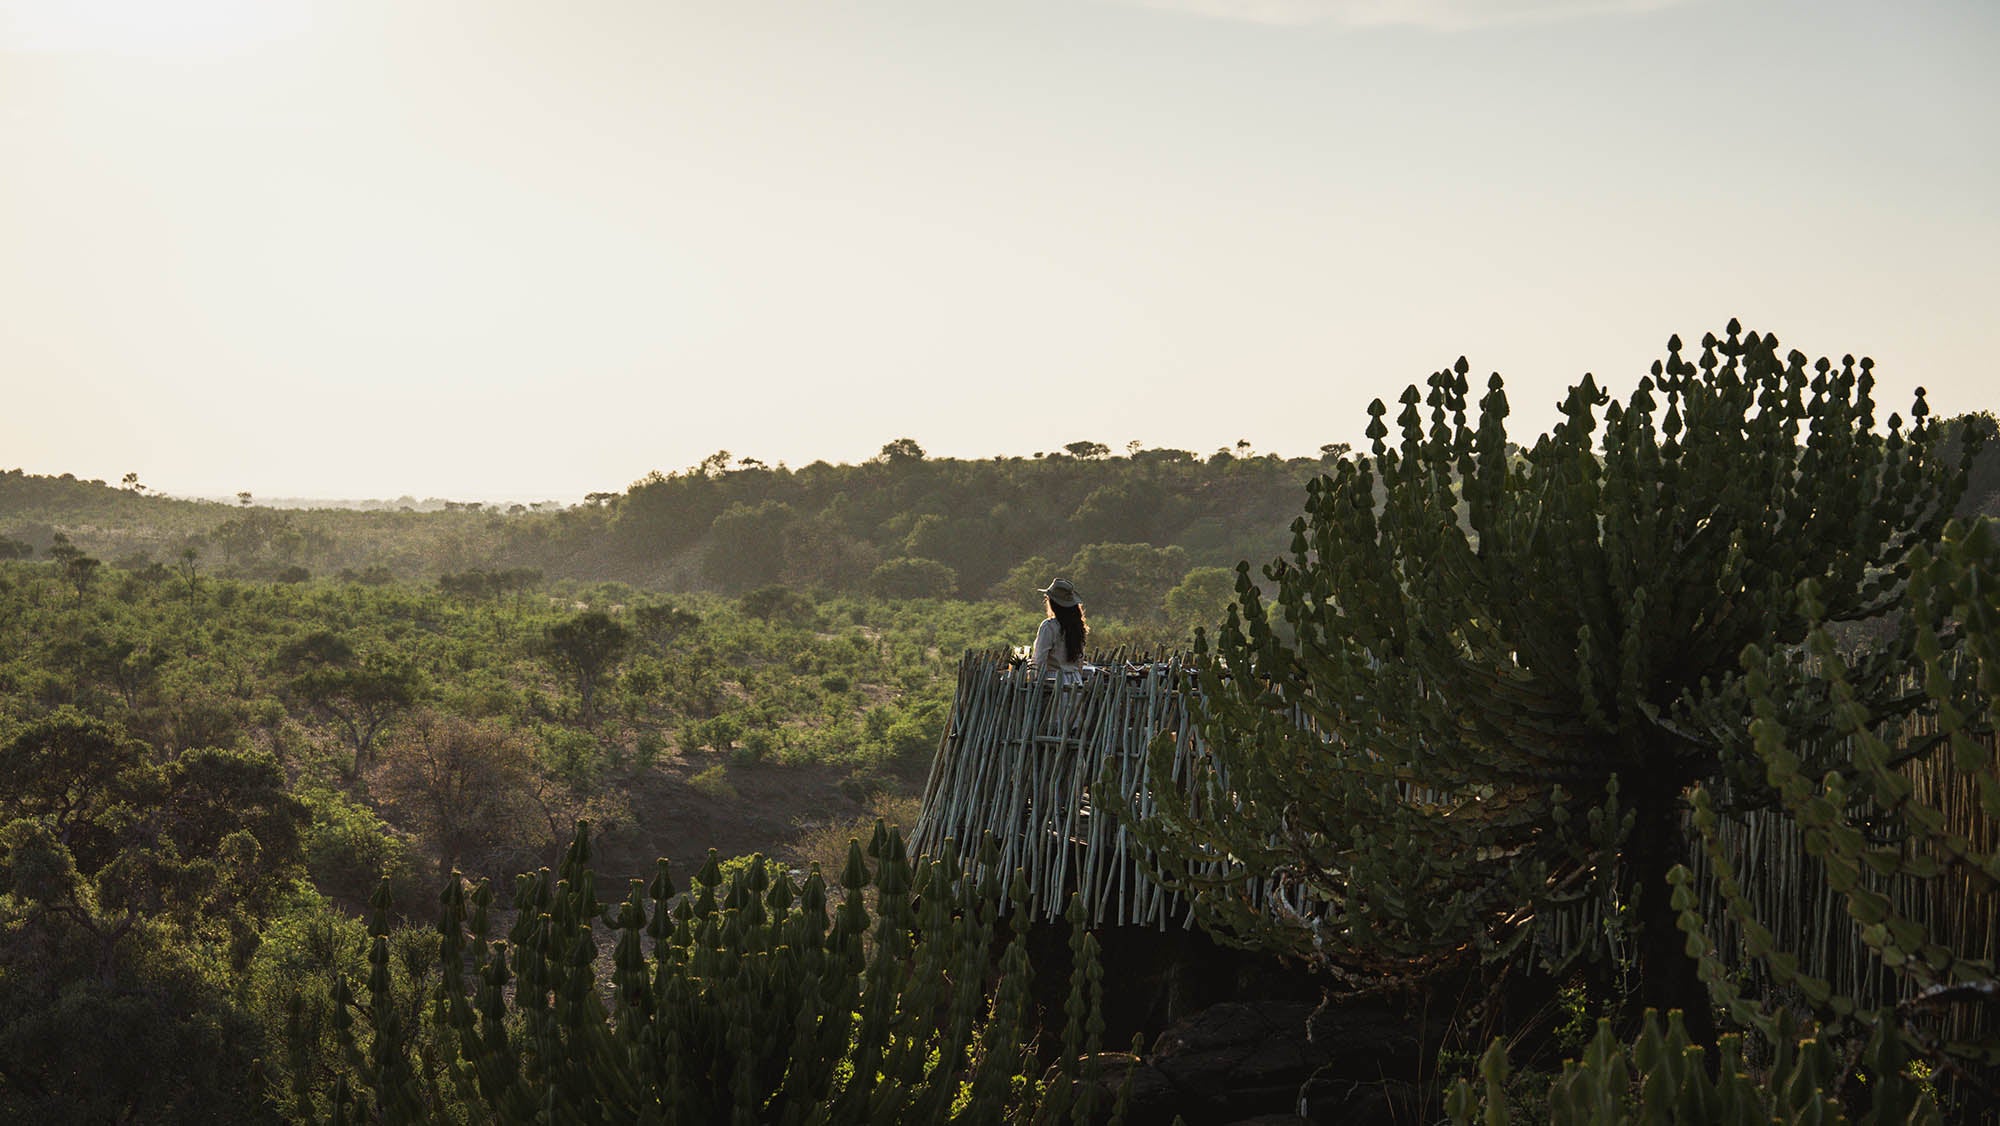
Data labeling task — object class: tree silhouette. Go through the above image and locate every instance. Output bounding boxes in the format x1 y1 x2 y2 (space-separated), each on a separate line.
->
541 610 631 725
46 533 99 606
276 631 420 775
877 438 926 463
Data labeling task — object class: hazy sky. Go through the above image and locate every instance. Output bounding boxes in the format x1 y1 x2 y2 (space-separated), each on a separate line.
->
3 0 1995 500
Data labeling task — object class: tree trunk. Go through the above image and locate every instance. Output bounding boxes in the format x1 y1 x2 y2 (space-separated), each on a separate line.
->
1625 792 1716 1046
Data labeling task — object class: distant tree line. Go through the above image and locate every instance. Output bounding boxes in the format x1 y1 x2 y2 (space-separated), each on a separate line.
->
8 421 1993 627
598 440 1348 617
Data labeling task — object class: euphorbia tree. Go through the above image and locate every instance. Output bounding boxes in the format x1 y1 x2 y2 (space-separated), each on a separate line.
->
1139 323 1977 1036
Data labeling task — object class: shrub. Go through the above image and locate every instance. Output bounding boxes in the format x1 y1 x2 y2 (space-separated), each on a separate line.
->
869 556 959 600
688 763 737 801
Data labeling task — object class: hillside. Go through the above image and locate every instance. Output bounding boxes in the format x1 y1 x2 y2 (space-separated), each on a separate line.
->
14 422 1992 609
2 442 1344 622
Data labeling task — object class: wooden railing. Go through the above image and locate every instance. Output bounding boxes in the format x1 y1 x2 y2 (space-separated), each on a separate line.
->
910 649 1303 929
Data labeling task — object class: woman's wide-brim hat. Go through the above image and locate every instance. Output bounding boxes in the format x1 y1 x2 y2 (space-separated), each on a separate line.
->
1038 578 1081 607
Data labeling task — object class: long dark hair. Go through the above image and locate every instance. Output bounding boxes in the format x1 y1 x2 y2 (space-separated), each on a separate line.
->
1050 599 1087 663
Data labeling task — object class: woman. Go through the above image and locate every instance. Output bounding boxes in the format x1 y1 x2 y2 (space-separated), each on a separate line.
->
1028 577 1088 683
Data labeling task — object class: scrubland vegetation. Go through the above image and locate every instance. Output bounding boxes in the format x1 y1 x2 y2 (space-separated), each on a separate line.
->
4 327 2000 1121
0 435 1340 619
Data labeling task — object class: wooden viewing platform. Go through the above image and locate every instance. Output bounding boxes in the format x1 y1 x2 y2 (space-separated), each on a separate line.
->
910 649 1302 930
911 649 2000 1061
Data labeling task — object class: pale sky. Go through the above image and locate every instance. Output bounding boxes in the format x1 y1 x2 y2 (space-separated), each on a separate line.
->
2 0 1995 500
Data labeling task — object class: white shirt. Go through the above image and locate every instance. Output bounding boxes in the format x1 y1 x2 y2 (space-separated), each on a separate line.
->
1029 616 1083 682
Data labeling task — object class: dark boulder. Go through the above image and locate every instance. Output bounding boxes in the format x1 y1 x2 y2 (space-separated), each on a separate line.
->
1072 993 1443 1125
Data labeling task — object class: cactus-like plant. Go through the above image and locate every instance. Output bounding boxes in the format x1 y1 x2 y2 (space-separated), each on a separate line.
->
1443 1008 1942 1125
317 822 1124 1123
1660 517 2000 1108
1134 326 1976 1041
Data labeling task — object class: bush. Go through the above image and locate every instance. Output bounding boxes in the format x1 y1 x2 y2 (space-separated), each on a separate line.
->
740 584 816 625
634 729 666 769
535 723 602 790
299 787 423 911
241 889 372 1115
371 710 540 875
688 763 736 801
868 556 958 599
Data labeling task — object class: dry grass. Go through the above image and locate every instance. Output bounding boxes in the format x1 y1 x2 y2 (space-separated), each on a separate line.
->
784 793 921 884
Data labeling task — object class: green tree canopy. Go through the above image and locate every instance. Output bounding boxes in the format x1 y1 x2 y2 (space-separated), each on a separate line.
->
0 714 305 1121
1163 565 1237 639
869 556 959 600
46 532 99 605
1063 541 1189 624
276 630 421 775
540 610 632 724
703 499 795 592
877 437 927 463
